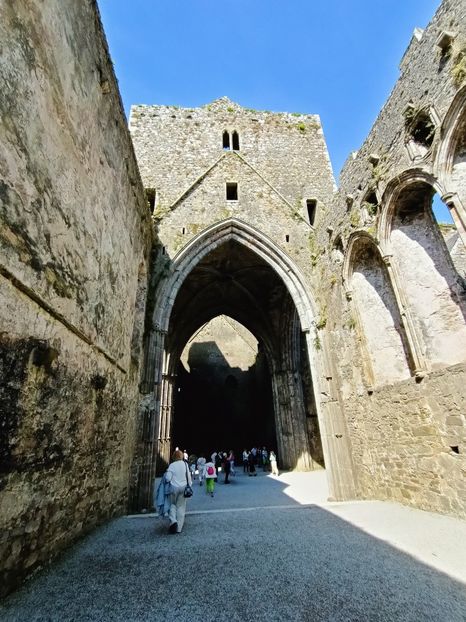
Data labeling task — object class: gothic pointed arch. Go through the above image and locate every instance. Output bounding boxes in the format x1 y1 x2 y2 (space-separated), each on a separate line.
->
138 218 356 505
344 232 411 386
379 175 466 369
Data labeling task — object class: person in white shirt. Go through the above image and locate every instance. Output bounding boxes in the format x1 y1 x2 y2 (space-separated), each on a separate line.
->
166 449 192 534
197 455 207 486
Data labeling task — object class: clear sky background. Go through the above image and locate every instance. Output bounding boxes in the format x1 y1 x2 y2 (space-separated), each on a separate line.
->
98 0 441 181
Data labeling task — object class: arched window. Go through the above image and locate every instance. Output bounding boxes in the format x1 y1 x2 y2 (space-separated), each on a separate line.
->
390 182 466 368
350 238 411 385
222 130 240 151
232 131 240 151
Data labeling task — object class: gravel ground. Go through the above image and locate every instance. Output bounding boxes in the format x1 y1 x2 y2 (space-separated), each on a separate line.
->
2 472 466 622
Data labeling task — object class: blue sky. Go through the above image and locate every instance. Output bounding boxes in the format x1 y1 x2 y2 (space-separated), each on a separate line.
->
98 0 441 180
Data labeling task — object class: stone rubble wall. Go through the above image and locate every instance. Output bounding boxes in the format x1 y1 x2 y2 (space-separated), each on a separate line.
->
130 97 336 224
0 0 153 597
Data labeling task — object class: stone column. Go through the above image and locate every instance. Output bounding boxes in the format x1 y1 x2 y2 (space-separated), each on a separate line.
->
305 330 357 501
272 369 313 471
158 372 176 469
441 192 466 248
381 254 427 375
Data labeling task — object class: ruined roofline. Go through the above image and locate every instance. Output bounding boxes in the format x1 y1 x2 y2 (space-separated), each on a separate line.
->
339 0 447 178
129 97 321 124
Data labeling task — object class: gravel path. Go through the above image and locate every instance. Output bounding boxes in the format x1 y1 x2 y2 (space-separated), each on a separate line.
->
2 471 466 622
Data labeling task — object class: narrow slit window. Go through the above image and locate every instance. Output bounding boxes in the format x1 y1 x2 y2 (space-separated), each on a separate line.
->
306 199 317 226
232 131 240 151
145 188 156 213
285 234 290 243
223 131 230 150
226 182 238 201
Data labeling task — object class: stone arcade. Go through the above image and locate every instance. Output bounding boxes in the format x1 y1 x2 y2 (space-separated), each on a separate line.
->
1 0 465 598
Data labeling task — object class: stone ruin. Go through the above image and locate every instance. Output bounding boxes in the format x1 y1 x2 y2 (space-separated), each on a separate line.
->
0 0 465 598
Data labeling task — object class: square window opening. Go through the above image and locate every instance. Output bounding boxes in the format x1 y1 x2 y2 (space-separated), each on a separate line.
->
226 182 238 201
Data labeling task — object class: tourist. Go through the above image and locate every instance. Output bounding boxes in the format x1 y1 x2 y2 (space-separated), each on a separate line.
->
261 446 268 471
204 457 216 497
223 452 231 484
248 451 257 476
166 449 192 534
242 448 249 473
269 450 279 476
228 449 235 476
197 454 206 486
188 453 197 479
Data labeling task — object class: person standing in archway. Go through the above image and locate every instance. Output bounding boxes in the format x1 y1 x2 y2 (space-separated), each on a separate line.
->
269 451 279 476
204 458 216 497
166 449 192 534
242 448 249 473
223 452 231 484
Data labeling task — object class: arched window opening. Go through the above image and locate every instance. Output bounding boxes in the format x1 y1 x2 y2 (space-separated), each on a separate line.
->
222 131 230 150
232 131 240 151
404 106 436 160
361 190 378 221
331 236 344 264
351 240 411 386
391 182 466 368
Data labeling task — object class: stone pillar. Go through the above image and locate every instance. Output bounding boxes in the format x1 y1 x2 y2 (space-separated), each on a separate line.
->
306 331 357 501
158 372 176 469
442 192 466 248
381 254 427 375
272 369 313 470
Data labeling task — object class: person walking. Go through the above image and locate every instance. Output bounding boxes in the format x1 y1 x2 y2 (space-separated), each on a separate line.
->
269 450 279 476
204 458 216 497
197 454 206 486
223 452 231 484
166 449 192 534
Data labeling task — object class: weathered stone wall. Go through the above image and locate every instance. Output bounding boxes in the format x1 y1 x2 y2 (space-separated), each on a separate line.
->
318 0 466 517
0 0 152 596
130 97 336 224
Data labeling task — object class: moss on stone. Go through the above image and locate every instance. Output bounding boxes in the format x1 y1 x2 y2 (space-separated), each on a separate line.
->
452 48 466 86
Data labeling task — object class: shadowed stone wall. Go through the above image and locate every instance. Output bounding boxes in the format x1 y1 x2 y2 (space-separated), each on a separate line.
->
0 0 152 597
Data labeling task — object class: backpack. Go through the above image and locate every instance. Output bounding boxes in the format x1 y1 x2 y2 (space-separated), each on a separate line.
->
207 465 215 476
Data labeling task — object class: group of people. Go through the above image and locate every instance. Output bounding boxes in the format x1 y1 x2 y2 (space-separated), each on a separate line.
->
242 446 279 477
157 446 279 534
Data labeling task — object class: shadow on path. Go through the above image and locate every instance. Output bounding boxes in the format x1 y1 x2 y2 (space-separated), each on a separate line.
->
2 472 466 622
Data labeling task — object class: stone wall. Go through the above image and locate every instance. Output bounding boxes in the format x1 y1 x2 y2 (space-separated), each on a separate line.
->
318 0 466 517
0 0 152 597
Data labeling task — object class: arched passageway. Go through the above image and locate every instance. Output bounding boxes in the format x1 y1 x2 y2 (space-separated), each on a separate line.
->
173 316 277 457
162 237 324 472
133 219 356 511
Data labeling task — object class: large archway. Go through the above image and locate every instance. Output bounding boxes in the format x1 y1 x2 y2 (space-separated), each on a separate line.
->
160 233 324 472
134 219 357 510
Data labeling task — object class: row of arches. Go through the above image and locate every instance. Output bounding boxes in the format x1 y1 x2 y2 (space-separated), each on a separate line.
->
342 87 466 387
